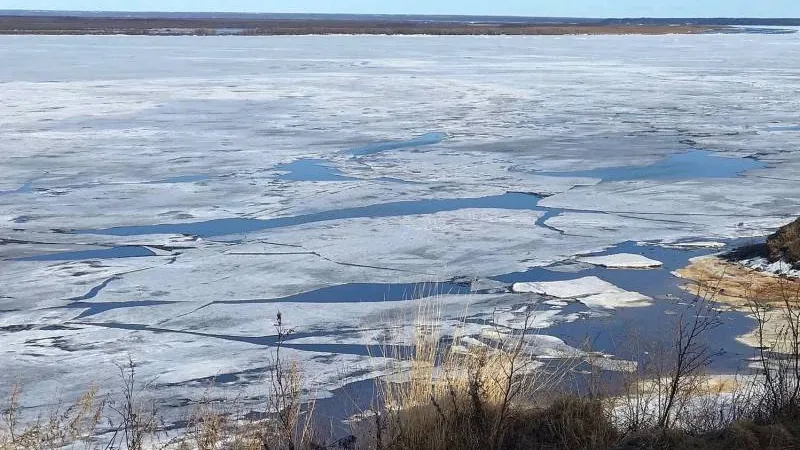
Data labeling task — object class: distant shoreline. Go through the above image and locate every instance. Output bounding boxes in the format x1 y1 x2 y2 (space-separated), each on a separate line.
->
1 12 797 37
0 15 775 36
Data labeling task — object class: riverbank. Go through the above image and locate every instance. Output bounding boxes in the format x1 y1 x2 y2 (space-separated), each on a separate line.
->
0 16 727 36
676 240 800 352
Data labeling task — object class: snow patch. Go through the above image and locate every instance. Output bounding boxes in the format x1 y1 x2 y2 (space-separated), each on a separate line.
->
580 291 654 309
578 253 663 269
740 256 800 278
658 241 727 249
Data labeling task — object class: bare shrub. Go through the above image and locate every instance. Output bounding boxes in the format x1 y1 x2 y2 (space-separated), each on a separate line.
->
610 289 724 434
105 358 162 450
656 294 723 428
170 312 321 450
748 276 800 420
253 312 317 450
1 384 106 450
188 393 229 450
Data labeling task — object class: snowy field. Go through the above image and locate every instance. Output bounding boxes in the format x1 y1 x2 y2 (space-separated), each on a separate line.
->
1 33 799 425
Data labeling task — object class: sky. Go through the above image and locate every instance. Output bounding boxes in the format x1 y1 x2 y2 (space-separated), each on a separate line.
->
0 0 799 18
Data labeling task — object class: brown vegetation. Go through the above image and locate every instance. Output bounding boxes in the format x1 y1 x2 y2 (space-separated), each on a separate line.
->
0 16 723 36
767 217 800 268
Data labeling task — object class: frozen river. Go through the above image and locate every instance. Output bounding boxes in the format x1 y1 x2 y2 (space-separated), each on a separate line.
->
1 34 799 425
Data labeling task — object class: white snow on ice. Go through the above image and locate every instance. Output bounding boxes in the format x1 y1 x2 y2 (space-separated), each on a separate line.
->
578 253 663 269
512 276 652 309
656 241 727 249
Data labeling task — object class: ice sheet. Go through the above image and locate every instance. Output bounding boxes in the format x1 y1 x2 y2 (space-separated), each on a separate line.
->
2 33 800 426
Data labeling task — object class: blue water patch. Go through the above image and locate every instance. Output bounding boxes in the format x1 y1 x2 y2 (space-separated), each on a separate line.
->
534 150 764 182
16 246 156 262
545 295 756 373
147 174 210 184
493 240 722 295
492 239 757 372
68 300 178 319
764 125 800 132
535 209 564 234
349 132 446 157
282 342 413 358
79 192 543 238
309 378 379 438
66 276 120 302
275 159 357 182
217 281 472 305
0 181 34 195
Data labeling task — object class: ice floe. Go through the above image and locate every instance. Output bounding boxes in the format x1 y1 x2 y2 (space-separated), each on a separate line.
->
512 276 652 309
578 253 663 269
656 241 727 249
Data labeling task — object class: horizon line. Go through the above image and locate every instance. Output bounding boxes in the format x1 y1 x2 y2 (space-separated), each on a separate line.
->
2 10 799 20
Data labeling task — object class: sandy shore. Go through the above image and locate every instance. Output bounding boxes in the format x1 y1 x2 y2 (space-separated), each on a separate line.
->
676 255 800 352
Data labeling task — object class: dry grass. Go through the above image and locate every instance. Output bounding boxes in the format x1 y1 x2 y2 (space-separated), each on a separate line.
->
2 287 800 450
357 303 594 450
1 385 105 450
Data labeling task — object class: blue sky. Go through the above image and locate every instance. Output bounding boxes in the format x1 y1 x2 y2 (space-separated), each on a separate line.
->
1 0 798 18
